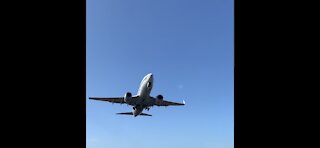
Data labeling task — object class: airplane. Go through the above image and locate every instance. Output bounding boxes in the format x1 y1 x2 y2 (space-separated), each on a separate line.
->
89 73 185 117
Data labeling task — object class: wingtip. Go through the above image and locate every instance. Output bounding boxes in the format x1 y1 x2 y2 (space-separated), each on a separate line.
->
183 100 186 105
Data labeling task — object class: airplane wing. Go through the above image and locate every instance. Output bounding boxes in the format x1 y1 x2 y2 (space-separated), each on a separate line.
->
155 99 185 106
89 97 131 104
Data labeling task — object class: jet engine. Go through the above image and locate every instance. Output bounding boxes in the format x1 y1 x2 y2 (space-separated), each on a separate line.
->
156 95 163 100
124 92 132 103
156 95 163 104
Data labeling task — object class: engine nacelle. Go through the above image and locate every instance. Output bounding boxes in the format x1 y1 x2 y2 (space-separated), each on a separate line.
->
124 92 132 103
156 95 163 103
156 95 163 100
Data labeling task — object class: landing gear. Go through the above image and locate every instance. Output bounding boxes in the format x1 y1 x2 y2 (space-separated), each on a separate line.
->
135 105 150 111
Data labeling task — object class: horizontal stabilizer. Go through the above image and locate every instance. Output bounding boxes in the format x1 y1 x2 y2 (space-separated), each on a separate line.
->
140 113 152 116
116 112 152 116
116 112 133 115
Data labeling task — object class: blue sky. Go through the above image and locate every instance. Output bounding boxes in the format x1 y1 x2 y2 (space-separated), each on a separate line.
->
87 0 233 148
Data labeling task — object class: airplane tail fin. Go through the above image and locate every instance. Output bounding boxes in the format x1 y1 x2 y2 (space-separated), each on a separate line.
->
116 112 152 116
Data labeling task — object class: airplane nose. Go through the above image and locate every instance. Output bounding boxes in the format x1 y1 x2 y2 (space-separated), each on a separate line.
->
149 73 153 78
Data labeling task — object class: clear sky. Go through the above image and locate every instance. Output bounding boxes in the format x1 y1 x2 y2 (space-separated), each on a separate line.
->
87 0 234 148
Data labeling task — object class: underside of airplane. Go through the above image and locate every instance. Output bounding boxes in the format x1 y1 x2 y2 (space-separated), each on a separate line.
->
89 73 185 117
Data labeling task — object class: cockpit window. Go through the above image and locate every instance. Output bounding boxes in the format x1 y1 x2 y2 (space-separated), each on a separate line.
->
147 82 152 88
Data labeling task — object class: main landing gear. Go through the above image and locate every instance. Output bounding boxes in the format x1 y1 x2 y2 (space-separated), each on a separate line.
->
133 105 150 111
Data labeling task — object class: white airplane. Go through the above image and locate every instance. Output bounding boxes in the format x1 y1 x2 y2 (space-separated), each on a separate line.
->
89 73 185 117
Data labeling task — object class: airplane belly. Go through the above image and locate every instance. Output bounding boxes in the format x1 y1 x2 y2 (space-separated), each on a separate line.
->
139 96 153 106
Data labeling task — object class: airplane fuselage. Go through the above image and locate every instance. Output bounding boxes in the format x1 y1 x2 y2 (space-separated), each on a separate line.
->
132 73 155 116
